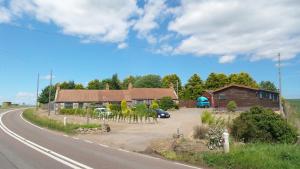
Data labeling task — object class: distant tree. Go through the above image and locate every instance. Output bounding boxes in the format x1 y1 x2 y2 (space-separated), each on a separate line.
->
122 76 136 89
162 74 182 93
110 74 121 90
205 73 229 89
181 74 204 100
134 74 162 88
60 81 76 89
259 81 277 92
38 85 56 104
87 79 103 89
228 72 258 88
102 78 112 89
75 83 85 89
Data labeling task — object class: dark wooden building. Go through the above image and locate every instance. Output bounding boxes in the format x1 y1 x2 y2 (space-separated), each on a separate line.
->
202 85 279 110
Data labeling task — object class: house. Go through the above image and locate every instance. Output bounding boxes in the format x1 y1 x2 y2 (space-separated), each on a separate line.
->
54 83 178 110
202 84 279 110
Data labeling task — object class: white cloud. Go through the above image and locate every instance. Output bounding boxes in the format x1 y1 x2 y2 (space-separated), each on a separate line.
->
117 42 128 49
0 1 11 23
133 0 167 44
15 92 35 104
9 0 139 43
169 0 300 62
219 55 236 64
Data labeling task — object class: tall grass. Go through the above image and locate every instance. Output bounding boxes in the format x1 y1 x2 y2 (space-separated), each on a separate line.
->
23 109 100 134
159 144 300 169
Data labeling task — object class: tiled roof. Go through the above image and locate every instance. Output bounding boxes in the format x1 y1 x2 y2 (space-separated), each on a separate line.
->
55 88 177 103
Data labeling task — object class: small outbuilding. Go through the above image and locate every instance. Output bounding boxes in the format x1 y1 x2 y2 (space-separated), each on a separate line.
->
202 84 280 110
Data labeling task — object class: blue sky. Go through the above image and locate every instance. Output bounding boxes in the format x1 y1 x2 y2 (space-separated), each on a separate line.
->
0 0 300 104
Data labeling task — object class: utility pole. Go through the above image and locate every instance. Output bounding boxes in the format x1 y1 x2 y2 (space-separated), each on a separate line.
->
176 80 179 97
36 73 39 111
278 53 283 115
48 70 52 116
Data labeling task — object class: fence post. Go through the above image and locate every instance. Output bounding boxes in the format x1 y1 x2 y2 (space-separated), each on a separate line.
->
63 116 67 126
223 129 230 153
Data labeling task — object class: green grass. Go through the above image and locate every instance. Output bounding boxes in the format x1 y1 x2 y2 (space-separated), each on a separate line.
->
159 144 300 169
285 99 300 131
23 109 101 135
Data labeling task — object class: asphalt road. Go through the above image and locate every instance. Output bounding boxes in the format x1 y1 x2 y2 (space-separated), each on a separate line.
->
0 109 201 169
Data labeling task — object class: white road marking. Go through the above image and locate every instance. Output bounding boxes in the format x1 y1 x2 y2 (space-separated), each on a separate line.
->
19 113 44 130
98 143 109 148
0 109 93 169
73 137 79 140
63 135 69 137
117 148 130 153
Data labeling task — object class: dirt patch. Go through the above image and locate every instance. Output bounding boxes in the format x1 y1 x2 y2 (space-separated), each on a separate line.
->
37 108 206 151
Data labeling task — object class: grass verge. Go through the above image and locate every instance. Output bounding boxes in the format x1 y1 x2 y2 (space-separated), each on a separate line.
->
159 144 300 169
22 109 101 135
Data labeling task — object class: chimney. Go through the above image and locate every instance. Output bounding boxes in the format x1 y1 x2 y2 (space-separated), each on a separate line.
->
105 83 109 90
56 84 61 91
128 82 133 90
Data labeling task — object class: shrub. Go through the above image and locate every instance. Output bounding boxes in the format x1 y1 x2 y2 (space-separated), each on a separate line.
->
227 100 237 112
193 125 209 139
109 104 121 112
201 111 215 125
150 100 159 109
121 99 127 112
159 96 175 110
231 106 298 144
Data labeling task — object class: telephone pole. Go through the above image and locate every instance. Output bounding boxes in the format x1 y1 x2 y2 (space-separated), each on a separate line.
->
48 70 52 116
278 53 283 115
36 73 39 110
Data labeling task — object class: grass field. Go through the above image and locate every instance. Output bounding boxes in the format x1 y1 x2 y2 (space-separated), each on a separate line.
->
160 144 300 169
23 109 101 134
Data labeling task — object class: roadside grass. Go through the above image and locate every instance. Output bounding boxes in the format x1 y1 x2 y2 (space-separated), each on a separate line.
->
285 99 300 131
159 144 300 169
22 109 101 135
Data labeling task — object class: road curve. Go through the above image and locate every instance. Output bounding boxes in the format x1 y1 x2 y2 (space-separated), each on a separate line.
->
0 109 201 169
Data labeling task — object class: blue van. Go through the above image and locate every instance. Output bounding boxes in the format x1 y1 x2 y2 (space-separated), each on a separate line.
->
197 96 210 108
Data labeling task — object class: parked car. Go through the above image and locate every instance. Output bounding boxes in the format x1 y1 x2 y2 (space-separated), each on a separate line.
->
197 96 210 108
94 108 112 117
155 109 170 118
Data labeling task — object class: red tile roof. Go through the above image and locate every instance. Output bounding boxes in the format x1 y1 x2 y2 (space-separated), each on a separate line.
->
55 88 177 103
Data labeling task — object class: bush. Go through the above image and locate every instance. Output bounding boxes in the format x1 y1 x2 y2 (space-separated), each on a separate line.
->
60 108 86 116
227 100 237 112
201 110 215 125
150 100 159 109
159 96 175 110
109 104 121 112
231 106 298 144
193 125 209 139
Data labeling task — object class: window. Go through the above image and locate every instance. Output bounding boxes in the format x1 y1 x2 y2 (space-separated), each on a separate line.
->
269 93 272 100
259 92 263 99
64 103 73 109
219 94 226 100
78 103 84 108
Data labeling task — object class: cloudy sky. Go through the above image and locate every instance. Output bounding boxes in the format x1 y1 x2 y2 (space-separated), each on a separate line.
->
0 0 300 104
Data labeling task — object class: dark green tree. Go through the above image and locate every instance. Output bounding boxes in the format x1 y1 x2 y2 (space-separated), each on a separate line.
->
181 74 204 100
228 72 258 88
38 85 56 104
205 73 229 89
134 74 162 88
75 83 85 89
259 81 277 92
122 76 136 89
110 74 121 90
162 74 182 93
59 81 76 89
87 79 103 89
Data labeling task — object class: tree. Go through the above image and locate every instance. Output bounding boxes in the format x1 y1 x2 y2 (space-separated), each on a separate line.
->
38 85 56 104
122 76 136 89
87 79 103 89
159 97 175 110
228 72 258 88
150 100 159 109
60 81 76 89
110 74 121 90
259 81 277 92
75 83 85 89
102 78 112 89
121 99 128 112
162 74 182 93
134 74 162 88
205 73 229 89
181 74 204 100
